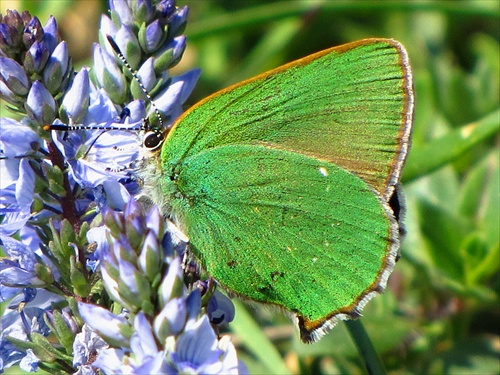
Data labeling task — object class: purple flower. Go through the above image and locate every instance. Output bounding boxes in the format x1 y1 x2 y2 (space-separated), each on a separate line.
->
42 41 70 94
25 80 56 125
60 68 90 124
109 0 134 26
22 16 43 48
41 16 59 54
93 43 127 103
24 40 50 74
0 21 19 52
167 5 188 37
150 69 201 127
168 315 240 374
77 303 129 347
153 35 187 71
140 19 163 53
157 0 176 17
134 57 156 92
0 119 39 234
73 324 108 374
0 56 30 100
0 1 244 373
114 24 141 69
133 0 156 24
208 290 236 326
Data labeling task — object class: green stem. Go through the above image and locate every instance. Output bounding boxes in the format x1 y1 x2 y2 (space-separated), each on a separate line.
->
345 319 387 375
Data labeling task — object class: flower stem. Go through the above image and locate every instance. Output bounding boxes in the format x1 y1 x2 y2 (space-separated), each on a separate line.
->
47 141 80 233
46 141 88 280
345 319 387 375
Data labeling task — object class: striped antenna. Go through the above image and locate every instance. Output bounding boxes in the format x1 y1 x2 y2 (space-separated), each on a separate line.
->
43 122 146 132
106 35 163 128
43 113 148 132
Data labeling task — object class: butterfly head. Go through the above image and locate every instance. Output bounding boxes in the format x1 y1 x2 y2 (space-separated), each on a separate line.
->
139 117 166 152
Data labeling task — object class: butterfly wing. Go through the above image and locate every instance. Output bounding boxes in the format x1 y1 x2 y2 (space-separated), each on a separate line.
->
168 144 398 342
153 39 413 342
161 38 413 201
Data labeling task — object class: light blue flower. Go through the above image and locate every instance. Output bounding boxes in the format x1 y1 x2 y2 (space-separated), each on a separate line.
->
0 56 30 99
77 303 129 347
0 119 38 233
42 41 70 94
73 324 108 370
25 80 56 125
24 40 50 74
60 67 90 124
93 43 127 103
168 315 240 374
51 124 139 188
0 290 63 372
19 349 39 372
0 1 245 373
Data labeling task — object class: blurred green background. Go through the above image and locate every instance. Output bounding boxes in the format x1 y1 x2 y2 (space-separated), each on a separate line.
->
1 1 499 374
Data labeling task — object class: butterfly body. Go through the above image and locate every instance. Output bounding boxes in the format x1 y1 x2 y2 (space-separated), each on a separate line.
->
143 38 413 342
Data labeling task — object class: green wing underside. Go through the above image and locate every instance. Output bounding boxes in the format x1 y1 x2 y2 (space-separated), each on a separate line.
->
171 144 394 322
157 39 408 329
162 40 410 198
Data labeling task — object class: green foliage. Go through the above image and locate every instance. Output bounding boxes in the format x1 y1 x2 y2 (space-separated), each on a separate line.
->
183 2 499 374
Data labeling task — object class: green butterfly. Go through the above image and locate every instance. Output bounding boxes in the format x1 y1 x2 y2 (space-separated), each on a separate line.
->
142 38 414 343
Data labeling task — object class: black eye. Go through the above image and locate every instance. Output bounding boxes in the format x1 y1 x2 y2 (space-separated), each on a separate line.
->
143 131 164 150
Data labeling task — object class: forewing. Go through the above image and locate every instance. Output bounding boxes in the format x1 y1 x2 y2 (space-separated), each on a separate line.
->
162 39 413 200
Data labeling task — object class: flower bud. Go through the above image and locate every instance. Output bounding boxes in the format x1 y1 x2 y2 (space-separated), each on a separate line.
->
159 257 185 305
153 35 186 72
41 16 59 54
0 23 21 56
22 16 43 49
60 67 90 124
110 0 133 26
93 43 127 104
133 0 155 24
23 40 50 74
167 6 188 38
157 0 175 18
0 56 30 99
139 19 164 53
115 24 141 69
42 41 69 94
131 57 156 99
25 81 56 126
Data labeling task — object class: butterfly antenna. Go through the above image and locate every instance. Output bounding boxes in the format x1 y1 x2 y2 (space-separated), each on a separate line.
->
106 35 163 129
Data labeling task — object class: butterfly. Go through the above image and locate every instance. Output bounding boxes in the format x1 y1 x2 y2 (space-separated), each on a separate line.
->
138 38 413 343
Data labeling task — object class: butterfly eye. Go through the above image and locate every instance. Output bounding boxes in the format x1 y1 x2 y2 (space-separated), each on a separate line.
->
143 131 164 150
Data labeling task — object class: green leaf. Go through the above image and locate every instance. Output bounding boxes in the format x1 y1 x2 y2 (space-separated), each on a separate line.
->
70 255 90 297
403 109 500 182
45 165 66 197
415 196 471 282
227 17 303 85
48 310 76 354
230 300 291 375
430 337 500 374
31 333 73 362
